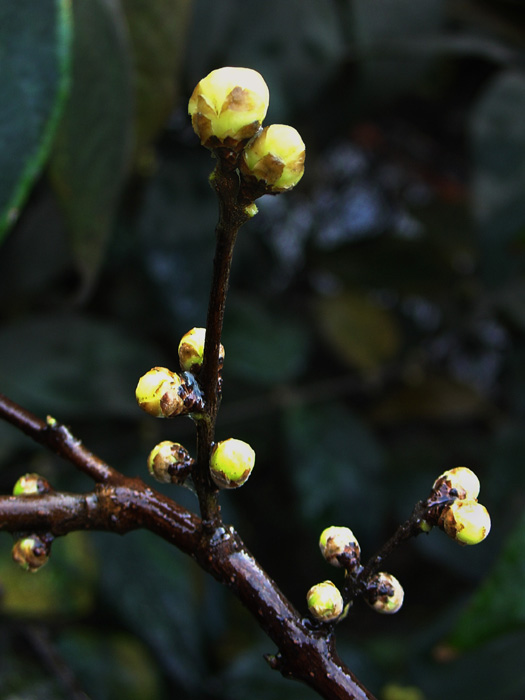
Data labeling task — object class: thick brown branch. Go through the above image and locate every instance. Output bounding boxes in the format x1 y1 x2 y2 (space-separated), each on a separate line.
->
0 481 375 700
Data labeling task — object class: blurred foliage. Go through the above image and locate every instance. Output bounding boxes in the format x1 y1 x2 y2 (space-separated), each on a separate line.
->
1 0 525 698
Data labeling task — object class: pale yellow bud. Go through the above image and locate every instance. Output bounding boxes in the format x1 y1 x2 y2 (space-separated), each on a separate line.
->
147 441 193 484
12 535 50 572
319 526 360 568
13 473 52 496
433 466 481 500
241 124 305 192
440 499 491 545
135 367 185 418
306 581 344 622
178 327 224 373
367 572 404 614
209 438 255 489
188 67 269 149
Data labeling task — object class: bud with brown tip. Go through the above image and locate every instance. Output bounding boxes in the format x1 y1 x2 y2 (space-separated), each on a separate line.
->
135 367 204 418
366 572 404 614
12 535 51 572
439 499 491 545
147 441 193 485
13 473 52 496
319 526 361 570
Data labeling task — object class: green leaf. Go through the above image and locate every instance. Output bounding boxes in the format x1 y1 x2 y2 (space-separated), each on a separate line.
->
49 0 134 287
0 0 72 240
58 629 163 700
446 509 525 651
186 0 346 116
314 290 401 373
284 401 386 544
224 298 310 386
95 531 207 693
121 0 192 156
470 70 525 286
0 314 161 419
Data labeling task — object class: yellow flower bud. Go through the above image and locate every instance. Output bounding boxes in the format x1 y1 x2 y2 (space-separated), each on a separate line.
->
367 572 404 614
135 367 185 418
319 526 360 568
306 580 344 622
241 124 305 192
188 67 269 150
209 438 255 489
440 499 491 545
432 466 480 501
13 473 52 496
147 441 193 484
12 535 50 572
178 327 225 373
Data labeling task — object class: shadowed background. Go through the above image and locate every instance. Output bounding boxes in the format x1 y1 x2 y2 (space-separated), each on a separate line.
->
1 1 525 698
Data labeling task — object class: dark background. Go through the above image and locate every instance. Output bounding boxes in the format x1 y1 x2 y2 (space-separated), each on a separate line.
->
1 1 525 698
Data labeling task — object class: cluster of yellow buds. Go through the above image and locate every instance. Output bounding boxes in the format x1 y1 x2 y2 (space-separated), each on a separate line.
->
137 328 256 491
135 328 216 419
188 67 305 195
430 467 491 546
309 524 405 622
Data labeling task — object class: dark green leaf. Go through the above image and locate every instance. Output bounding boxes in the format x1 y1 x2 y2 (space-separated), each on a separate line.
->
470 70 525 286
446 509 525 651
95 531 207 693
0 0 72 240
49 0 134 286
0 314 161 418
186 0 346 116
284 401 386 545
224 298 309 386
121 0 192 155
58 629 163 700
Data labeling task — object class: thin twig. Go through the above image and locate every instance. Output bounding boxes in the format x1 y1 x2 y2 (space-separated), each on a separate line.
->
0 393 120 485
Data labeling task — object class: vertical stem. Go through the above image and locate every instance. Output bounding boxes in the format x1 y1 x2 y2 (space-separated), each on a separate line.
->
193 163 251 526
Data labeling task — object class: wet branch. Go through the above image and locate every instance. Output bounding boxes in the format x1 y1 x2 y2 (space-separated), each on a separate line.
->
0 395 375 700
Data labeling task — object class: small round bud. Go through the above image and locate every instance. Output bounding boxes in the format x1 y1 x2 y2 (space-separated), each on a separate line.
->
147 441 193 484
178 327 225 374
432 467 480 501
135 367 185 418
306 580 344 622
13 473 52 496
440 499 491 545
319 526 360 569
241 124 305 192
188 67 269 150
419 520 433 533
367 572 404 614
209 438 255 489
12 535 51 572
